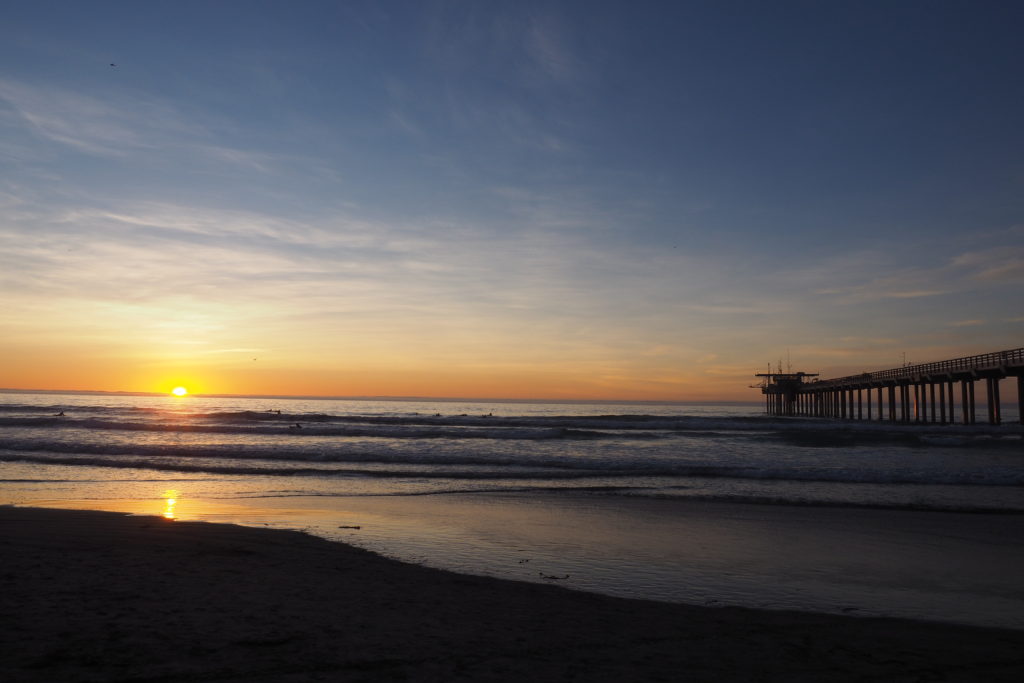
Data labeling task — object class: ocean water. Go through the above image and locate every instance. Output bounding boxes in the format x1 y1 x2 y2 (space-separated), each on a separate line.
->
2 391 1023 628
2 392 1021 510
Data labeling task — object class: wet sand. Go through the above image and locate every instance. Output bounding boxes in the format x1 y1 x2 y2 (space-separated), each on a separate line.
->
2 506 1022 682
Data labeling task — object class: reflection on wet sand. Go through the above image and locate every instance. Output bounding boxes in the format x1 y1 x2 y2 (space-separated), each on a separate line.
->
161 490 179 520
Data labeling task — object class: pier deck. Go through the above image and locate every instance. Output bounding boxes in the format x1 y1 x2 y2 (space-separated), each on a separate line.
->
758 348 1024 425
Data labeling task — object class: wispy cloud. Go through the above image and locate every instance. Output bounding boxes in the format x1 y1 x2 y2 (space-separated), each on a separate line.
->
524 14 577 83
199 347 266 355
195 146 272 173
790 242 1024 305
951 248 1024 282
837 336 899 346
0 79 330 181
801 253 950 303
414 7 578 154
683 303 787 314
880 289 947 299
0 79 190 156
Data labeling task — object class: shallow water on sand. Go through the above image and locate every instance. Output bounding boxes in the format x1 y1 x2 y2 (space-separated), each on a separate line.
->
22 491 1024 630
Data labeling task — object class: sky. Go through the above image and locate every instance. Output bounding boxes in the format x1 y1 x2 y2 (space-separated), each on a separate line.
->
1 0 1022 401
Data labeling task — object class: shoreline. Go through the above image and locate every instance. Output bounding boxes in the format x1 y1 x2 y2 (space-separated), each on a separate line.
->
11 490 1024 630
3 505 1023 682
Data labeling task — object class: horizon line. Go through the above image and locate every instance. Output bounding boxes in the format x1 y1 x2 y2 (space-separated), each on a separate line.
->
0 387 759 406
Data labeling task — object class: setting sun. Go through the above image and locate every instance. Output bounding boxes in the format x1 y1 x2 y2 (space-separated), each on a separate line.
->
171 386 188 397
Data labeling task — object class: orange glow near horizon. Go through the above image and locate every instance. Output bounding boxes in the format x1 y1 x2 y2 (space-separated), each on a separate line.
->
0 345 767 401
0 362 762 402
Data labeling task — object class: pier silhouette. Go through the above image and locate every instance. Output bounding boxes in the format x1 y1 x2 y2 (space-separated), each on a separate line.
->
757 348 1024 425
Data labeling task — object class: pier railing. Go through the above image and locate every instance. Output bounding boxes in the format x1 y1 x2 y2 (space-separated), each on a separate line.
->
811 347 1024 388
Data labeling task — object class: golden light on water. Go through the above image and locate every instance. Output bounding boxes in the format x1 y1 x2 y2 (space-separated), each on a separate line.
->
171 386 188 397
161 489 180 520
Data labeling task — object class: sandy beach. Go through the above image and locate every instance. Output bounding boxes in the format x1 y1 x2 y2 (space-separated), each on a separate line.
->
2 506 1023 682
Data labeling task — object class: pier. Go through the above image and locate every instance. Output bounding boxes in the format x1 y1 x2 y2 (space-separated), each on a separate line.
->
757 348 1024 425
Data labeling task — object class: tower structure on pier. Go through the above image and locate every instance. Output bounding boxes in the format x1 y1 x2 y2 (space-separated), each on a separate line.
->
755 371 818 416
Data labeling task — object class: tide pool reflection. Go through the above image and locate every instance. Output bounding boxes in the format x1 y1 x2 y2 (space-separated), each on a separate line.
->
161 489 180 520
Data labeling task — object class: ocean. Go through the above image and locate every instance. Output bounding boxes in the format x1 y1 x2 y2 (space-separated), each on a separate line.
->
2 391 1023 629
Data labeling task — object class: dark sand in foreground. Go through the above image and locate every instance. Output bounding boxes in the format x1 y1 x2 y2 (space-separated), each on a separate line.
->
2 507 1022 682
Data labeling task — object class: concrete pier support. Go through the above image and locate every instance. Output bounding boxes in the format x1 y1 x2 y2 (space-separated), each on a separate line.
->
1019 377 1024 425
992 378 1002 425
983 376 991 423
888 386 896 422
939 382 946 424
984 378 1003 425
929 383 936 422
947 381 955 422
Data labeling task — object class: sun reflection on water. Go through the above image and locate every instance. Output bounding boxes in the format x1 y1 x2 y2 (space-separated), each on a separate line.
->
161 489 180 520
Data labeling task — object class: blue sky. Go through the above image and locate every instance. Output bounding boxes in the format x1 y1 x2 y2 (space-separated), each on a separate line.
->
1 0 1021 399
